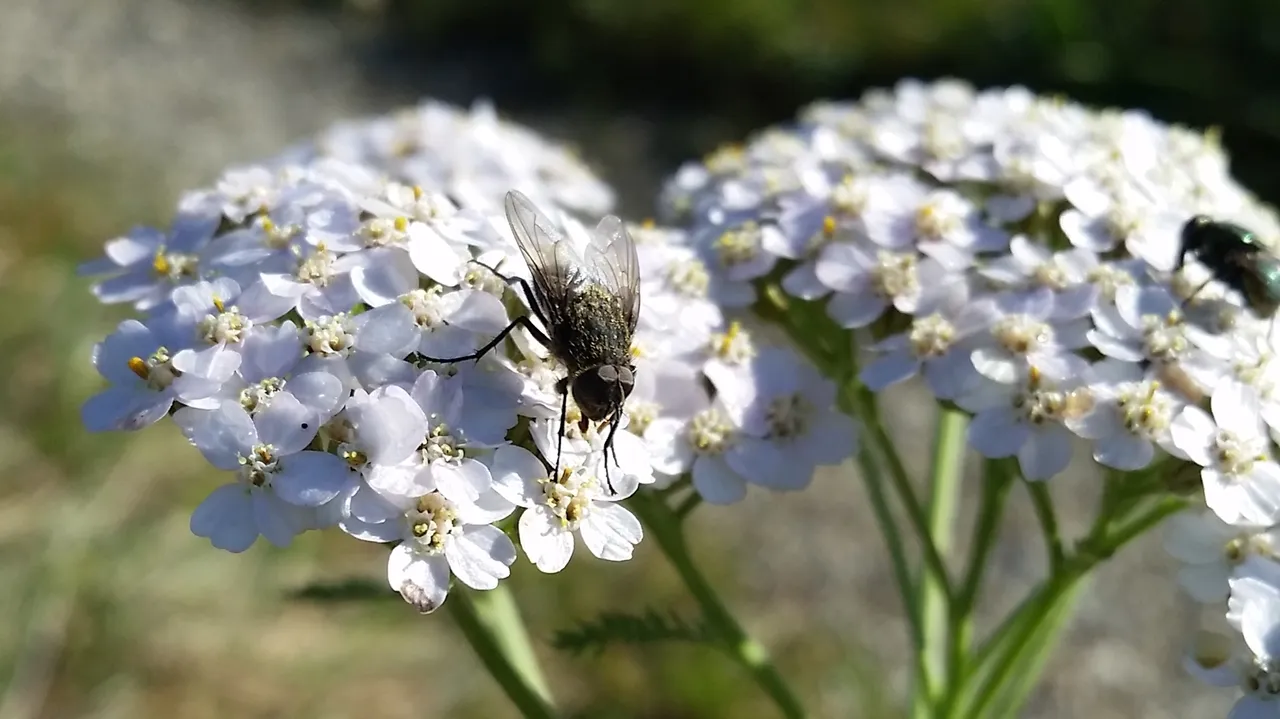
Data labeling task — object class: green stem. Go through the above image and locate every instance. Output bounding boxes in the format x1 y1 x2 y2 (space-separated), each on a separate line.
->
913 406 969 717
675 491 703 520
629 492 807 719
941 459 1014 717
449 585 557 719
1027 483 1065 573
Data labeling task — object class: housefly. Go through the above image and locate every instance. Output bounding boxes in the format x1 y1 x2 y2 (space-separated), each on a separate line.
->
420 189 640 494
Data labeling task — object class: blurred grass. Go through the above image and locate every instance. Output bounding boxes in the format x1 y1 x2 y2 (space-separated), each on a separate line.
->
0 109 880 717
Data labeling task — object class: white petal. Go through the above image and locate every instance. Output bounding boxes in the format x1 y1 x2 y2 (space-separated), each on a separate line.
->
967 408 1029 458
433 459 492 503
489 446 545 507
1171 406 1217 466
273 451 353 506
253 491 302 547
287 372 346 421
579 503 643 561
518 507 574 573
1018 424 1074 480
446 525 517 590
190 484 257 553
1093 432 1154 471
826 291 887 328
81 386 172 433
176 404 256 470
1214 381 1264 439
860 352 920 391
387 545 450 613
645 419 694 476
1177 562 1230 604
255 392 317 454
355 303 420 357
692 455 748 505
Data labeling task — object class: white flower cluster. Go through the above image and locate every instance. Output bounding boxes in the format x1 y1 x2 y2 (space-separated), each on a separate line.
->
78 109 854 613
659 78 1280 716
278 98 615 218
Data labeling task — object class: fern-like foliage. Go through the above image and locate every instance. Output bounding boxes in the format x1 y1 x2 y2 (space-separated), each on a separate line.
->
552 608 720 656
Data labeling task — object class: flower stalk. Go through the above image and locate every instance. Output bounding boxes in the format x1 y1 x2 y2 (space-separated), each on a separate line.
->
449 585 558 719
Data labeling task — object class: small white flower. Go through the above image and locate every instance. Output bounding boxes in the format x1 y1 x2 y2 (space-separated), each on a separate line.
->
961 366 1094 481
978 236 1100 320
1164 509 1280 603
1066 360 1183 470
1172 382 1280 526
383 492 517 614
706 348 857 491
491 445 643 573
175 399 354 551
81 320 185 432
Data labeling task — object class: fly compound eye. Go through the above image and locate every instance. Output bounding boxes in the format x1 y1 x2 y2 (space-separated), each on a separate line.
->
598 365 619 382
617 366 635 393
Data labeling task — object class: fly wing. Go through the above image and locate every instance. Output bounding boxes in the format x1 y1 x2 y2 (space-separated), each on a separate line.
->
584 215 641 334
503 190 584 325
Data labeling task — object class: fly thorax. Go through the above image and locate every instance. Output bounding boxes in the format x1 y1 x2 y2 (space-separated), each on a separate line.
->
1113 381 1173 438
666 258 710 298
400 287 447 329
239 377 286 414
295 244 336 287
359 215 410 248
714 222 763 268
915 194 964 240
304 313 357 356
708 321 756 365
151 248 200 282
993 314 1053 356
127 347 180 391
1140 313 1188 361
909 314 957 359
871 251 919 300
1086 264 1135 302
237 444 280 488
766 393 813 440
688 408 735 456
539 467 594 529
408 494 462 555
1212 429 1268 477
197 300 251 345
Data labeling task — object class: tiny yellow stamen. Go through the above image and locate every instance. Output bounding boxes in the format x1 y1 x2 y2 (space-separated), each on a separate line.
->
152 252 170 276
127 357 149 379
394 216 409 232
822 215 837 238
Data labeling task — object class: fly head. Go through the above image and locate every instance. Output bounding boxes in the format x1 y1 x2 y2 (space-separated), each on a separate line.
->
571 363 635 428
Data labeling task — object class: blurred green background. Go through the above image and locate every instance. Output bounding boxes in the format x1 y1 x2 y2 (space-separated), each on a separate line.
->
0 0 1270 716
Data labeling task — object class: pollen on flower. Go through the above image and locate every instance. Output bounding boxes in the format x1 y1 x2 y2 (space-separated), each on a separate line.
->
197 305 251 345
461 263 507 296
993 314 1052 355
714 223 762 267
666 258 710 298
1242 661 1280 700
688 408 735 455
401 287 448 329
408 493 461 554
908 314 957 358
922 117 966 161
538 467 594 529
1086 263 1135 301
239 377 285 414
871 250 919 300
238 444 279 486
305 313 357 356
1031 260 1070 290
1114 381 1173 437
1212 428 1269 477
1013 368 1092 425
915 194 964 239
765 393 812 439
295 244 336 287
128 348 179 390
259 216 300 249
709 321 755 364
625 399 659 436
359 216 409 247
1139 313 1189 362
340 447 367 468
422 420 465 464
831 175 869 216
151 249 199 281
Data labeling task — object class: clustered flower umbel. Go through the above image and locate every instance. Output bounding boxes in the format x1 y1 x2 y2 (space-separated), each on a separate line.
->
661 78 1280 717
78 99 854 615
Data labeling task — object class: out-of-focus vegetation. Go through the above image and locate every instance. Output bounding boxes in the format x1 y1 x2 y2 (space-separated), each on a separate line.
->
340 0 1280 202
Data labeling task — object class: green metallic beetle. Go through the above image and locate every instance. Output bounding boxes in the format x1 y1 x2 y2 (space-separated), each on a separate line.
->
1177 214 1280 319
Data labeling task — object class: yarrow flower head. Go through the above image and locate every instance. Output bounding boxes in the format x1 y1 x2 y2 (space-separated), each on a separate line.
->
79 102 857 616
658 77 1280 715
